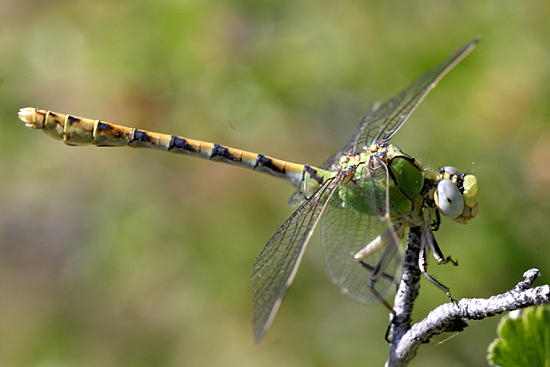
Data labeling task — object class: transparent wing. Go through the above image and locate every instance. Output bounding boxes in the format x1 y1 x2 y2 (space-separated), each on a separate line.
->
321 37 478 170
251 175 341 342
321 159 403 303
320 102 381 171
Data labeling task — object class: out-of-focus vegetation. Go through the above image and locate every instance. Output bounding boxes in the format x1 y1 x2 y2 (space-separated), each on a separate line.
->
1 1 549 366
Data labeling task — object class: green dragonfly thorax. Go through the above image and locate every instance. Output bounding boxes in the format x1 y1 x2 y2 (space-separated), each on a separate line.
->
335 142 479 226
336 143 425 224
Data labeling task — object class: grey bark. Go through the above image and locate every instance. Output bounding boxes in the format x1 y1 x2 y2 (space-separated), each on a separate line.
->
386 227 550 367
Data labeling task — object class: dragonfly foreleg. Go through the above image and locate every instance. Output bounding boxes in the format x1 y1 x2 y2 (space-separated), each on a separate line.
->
432 208 441 231
424 225 458 266
419 229 456 302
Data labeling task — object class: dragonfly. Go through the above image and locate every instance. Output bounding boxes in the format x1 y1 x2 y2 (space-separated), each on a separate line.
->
18 37 479 343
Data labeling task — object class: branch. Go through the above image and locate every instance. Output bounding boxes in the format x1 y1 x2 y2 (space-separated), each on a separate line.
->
388 227 422 349
387 227 550 367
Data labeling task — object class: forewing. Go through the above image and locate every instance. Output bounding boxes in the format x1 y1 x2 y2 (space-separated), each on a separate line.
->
320 103 380 171
251 176 340 342
321 160 402 303
321 38 478 170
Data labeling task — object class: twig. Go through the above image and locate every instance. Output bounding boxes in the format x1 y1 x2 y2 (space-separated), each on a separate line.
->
386 227 550 367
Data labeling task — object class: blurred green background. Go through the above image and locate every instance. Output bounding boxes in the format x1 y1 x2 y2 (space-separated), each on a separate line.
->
1 1 549 366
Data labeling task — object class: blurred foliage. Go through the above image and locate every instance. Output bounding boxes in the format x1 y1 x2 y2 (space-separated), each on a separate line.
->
1 0 549 366
488 307 550 367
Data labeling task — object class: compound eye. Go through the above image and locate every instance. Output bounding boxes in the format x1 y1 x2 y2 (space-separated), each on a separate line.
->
436 179 464 218
439 166 460 176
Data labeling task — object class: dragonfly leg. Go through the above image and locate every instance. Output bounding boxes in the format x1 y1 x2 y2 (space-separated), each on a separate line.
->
363 238 399 314
419 230 456 302
359 261 395 283
425 226 458 266
432 208 441 231
358 266 395 313
365 270 395 314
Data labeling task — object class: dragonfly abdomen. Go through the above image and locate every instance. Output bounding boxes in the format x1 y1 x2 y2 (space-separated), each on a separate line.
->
18 107 331 190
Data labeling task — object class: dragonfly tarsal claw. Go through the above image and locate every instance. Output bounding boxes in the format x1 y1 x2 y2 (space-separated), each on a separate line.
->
446 255 459 266
384 311 406 343
448 293 458 304
384 322 394 344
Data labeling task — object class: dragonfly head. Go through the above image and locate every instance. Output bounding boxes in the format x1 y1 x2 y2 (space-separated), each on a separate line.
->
434 166 478 224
